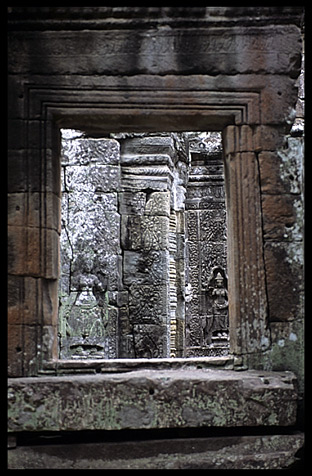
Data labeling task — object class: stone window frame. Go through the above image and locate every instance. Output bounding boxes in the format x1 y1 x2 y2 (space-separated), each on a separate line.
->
15 77 273 374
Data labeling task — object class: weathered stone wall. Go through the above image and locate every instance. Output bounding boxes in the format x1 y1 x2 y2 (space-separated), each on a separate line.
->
249 38 304 391
59 131 122 359
8 6 304 469
58 131 229 360
59 132 189 359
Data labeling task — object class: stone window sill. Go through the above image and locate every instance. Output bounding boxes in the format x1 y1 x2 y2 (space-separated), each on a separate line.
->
8 369 298 432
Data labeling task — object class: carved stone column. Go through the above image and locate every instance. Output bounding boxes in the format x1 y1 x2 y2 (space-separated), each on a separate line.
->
185 133 229 357
223 125 270 357
119 135 177 358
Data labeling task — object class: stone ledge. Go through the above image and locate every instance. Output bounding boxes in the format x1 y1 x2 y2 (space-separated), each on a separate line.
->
7 432 304 469
8 369 298 432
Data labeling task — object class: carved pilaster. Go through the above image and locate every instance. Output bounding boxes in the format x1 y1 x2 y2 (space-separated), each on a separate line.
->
185 133 229 357
223 126 269 355
119 135 177 358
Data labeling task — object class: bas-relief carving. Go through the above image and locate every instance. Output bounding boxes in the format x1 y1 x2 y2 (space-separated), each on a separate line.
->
124 216 169 251
29 29 291 60
59 131 228 359
185 145 229 357
59 134 121 359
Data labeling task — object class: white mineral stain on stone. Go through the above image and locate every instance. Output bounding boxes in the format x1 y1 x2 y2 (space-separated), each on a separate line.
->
289 332 297 342
261 336 269 349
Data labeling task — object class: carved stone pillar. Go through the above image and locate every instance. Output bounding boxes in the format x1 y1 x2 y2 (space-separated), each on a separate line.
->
119 135 177 358
223 125 270 356
185 133 229 357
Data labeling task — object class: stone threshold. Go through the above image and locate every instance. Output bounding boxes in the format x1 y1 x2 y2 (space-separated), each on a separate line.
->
41 356 234 374
8 369 298 432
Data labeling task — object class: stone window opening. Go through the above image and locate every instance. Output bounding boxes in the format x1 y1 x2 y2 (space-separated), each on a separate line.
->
8 12 304 468
58 129 230 362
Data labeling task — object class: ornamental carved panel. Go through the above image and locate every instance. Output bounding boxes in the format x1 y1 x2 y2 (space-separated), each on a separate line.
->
185 136 229 357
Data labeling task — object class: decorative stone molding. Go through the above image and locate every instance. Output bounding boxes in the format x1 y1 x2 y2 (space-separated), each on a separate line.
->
8 75 297 371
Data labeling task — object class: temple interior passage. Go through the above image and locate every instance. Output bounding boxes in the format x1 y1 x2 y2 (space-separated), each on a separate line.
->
58 130 229 359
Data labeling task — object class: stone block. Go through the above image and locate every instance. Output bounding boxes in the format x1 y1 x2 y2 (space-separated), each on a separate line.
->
264 242 304 321
123 250 169 285
60 184 121 293
8 193 27 227
121 176 172 193
8 225 38 276
121 165 173 192
259 151 292 194
223 125 288 156
8 369 298 431
188 266 200 290
145 191 171 217
8 150 27 192
29 192 60 232
59 287 119 360
120 136 175 157
8 119 26 149
8 74 25 119
277 137 303 194
8 26 301 76
186 211 199 241
7 433 304 469
261 194 301 241
8 276 43 326
8 324 23 376
200 242 227 273
41 325 58 362
186 309 202 349
268 319 304 395
8 192 61 232
42 229 60 279
119 191 146 215
61 137 120 165
296 97 304 118
255 125 289 151
223 125 260 155
186 241 199 267
133 324 167 358
129 283 169 326
199 209 227 242
65 164 120 192
120 153 174 167
8 324 39 377
8 276 24 325
41 279 59 326
11 148 58 194
122 216 169 251
66 205 120 254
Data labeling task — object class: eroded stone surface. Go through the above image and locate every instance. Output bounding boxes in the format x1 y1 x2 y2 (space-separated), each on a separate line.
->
59 135 121 359
8 369 298 432
59 131 228 359
185 137 229 356
7 432 304 469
